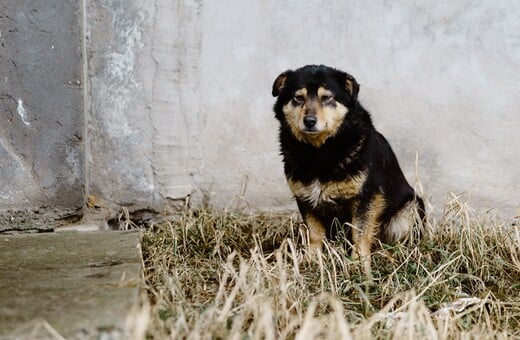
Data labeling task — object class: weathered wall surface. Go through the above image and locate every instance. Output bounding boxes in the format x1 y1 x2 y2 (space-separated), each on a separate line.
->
84 0 158 214
0 1 84 229
2 1 518 225
87 0 519 216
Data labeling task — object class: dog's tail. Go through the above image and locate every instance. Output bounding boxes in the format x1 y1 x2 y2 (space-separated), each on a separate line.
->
414 194 427 240
416 195 426 223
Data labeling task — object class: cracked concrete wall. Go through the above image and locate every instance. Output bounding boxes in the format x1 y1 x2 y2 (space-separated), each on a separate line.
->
6 1 516 222
84 0 158 214
0 1 84 229
85 0 210 215
86 0 520 217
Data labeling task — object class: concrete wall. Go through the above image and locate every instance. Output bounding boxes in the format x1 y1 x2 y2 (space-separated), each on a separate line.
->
2 1 519 226
0 1 84 230
84 0 158 214
86 0 519 217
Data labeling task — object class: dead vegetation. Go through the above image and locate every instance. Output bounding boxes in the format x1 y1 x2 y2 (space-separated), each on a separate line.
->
140 194 519 339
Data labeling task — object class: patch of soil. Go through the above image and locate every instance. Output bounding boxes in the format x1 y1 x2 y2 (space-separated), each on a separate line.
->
0 206 82 233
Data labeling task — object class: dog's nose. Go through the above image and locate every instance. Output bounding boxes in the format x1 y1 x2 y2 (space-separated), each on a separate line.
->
303 115 317 129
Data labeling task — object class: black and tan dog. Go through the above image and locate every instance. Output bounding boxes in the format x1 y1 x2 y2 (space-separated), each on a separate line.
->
272 65 424 276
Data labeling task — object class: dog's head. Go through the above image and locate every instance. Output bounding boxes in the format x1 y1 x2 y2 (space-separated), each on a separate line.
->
272 65 359 147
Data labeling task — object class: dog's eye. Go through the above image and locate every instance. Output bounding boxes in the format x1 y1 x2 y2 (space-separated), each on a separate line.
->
321 95 333 102
293 95 305 104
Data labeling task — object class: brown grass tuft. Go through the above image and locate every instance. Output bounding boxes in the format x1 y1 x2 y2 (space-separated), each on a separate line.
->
140 196 520 339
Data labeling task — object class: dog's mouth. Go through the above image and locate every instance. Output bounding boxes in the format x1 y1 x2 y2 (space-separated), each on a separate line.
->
301 128 321 135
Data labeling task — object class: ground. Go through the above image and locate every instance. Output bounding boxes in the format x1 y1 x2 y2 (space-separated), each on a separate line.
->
0 230 142 339
1 195 518 339
141 196 519 338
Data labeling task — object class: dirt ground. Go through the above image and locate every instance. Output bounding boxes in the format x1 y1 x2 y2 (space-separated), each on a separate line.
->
0 230 142 338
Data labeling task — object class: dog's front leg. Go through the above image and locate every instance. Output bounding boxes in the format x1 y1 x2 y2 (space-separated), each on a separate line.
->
296 200 326 253
303 214 327 252
351 216 377 280
351 194 386 279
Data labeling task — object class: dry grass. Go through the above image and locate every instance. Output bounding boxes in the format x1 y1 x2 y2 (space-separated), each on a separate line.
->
140 195 519 339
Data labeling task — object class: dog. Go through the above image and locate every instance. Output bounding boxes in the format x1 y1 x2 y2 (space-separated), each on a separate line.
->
272 65 424 276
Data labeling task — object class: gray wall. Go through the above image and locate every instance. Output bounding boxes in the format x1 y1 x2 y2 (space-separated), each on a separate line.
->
87 0 519 217
84 0 158 214
2 1 519 224
0 1 84 229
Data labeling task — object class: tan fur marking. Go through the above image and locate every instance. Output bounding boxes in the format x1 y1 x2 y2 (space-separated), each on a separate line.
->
299 130 331 148
287 172 367 208
320 173 367 202
295 88 307 98
283 99 306 142
304 214 326 250
317 87 333 99
323 101 348 135
346 81 355 98
345 74 358 98
273 72 290 96
352 193 386 277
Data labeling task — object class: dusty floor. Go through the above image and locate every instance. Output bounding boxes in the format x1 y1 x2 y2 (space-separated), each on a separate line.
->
0 230 141 339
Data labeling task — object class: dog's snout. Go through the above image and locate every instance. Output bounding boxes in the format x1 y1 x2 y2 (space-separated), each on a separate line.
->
303 115 317 129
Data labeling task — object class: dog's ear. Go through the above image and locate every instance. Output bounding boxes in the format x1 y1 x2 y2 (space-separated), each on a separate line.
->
272 70 293 97
336 71 359 102
345 73 359 101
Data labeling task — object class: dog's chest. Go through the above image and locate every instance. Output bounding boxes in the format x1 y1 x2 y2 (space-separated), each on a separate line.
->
287 172 366 208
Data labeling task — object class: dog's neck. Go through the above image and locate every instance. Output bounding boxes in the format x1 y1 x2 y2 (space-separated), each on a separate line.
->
280 105 373 181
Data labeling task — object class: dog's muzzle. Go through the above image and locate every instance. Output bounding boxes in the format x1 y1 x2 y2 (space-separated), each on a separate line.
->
303 115 317 129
